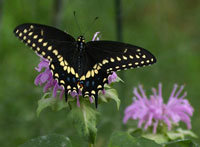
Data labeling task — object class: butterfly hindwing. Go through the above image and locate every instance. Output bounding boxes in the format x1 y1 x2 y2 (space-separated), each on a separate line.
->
80 63 110 107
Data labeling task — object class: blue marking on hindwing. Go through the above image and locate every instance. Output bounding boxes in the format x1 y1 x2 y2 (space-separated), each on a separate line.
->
86 81 89 87
72 77 76 83
92 81 95 86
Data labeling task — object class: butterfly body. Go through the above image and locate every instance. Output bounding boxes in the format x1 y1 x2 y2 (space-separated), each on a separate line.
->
14 23 157 107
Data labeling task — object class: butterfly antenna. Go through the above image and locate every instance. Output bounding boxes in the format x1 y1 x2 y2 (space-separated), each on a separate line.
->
73 11 82 35
83 16 99 36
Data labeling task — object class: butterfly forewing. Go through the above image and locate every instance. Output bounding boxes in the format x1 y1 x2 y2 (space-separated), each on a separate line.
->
86 41 156 73
14 24 81 99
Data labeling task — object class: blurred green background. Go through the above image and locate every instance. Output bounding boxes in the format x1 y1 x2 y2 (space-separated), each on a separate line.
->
0 0 200 146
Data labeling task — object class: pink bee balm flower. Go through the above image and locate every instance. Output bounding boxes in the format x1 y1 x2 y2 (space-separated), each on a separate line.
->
34 32 118 107
123 83 194 133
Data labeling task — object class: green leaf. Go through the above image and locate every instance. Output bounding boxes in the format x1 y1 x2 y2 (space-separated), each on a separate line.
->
108 131 161 147
164 139 198 147
36 93 68 117
128 128 143 137
115 76 124 83
69 101 98 144
100 88 120 110
142 133 169 144
20 134 72 147
166 128 198 140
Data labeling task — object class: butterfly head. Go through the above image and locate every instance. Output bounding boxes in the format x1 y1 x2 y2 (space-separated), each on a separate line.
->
77 36 85 43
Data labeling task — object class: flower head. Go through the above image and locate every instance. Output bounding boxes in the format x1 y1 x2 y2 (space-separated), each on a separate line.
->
123 83 194 133
34 32 118 107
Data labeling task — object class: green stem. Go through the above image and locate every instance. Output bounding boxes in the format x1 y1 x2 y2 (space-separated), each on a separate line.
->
89 143 94 147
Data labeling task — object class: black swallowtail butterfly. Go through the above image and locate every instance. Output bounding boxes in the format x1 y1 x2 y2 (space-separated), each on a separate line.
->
14 23 156 107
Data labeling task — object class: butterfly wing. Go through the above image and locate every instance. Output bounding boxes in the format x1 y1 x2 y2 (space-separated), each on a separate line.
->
14 23 81 101
80 41 156 107
14 23 75 42
86 41 156 72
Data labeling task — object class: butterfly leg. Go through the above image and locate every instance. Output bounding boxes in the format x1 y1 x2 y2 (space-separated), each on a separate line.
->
65 90 68 102
94 93 98 108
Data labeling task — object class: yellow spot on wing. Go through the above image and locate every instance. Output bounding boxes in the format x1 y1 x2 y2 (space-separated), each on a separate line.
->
76 73 79 78
136 55 140 59
51 64 55 70
63 66 67 71
94 69 98 74
97 65 101 70
43 42 48 46
58 57 63 62
53 50 58 55
67 85 71 89
48 46 52 51
93 64 97 69
41 29 44 36
86 71 90 78
33 35 38 39
142 55 146 58
117 57 121 61
80 76 85 80
42 51 46 56
23 29 27 33
64 61 68 65
123 56 127 60
129 55 134 59
71 68 75 75
124 48 128 53
91 70 94 77
60 61 65 66
28 32 33 36
91 90 95 94
122 65 126 67
102 59 108 64
110 58 115 62
38 38 43 43
60 80 65 84
97 85 102 89
55 73 59 77
67 66 70 73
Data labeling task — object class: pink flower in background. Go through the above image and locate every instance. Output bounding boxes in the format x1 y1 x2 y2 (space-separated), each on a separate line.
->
34 32 118 106
123 83 194 133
